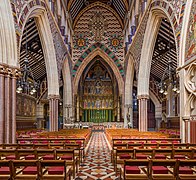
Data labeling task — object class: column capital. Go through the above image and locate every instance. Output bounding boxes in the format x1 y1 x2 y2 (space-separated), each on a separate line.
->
48 94 60 100
137 94 149 100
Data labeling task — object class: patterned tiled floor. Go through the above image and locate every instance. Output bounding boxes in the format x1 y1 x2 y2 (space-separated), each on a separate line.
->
75 132 119 180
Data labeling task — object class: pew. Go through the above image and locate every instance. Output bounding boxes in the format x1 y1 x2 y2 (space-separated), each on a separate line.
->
40 160 72 180
176 159 196 180
0 160 12 180
149 159 177 180
120 159 150 180
56 149 78 178
12 160 39 180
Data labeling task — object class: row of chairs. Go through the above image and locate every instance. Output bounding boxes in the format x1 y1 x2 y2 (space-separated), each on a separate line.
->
120 159 196 180
0 160 72 180
0 149 79 178
113 148 196 172
112 142 196 150
112 138 181 145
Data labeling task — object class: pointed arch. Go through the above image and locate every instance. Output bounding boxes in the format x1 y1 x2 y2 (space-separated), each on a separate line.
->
19 7 59 96
73 48 124 97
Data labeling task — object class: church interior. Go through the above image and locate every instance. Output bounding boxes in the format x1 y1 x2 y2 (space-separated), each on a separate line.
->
0 0 196 179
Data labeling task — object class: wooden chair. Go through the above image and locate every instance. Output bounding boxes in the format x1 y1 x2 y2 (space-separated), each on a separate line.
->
127 143 144 149
2 144 18 149
115 149 135 174
134 149 153 159
49 143 64 149
0 149 18 160
120 159 150 180
171 149 194 160
111 143 127 165
176 159 196 180
40 160 72 180
152 149 173 159
12 160 39 180
37 149 56 160
56 149 78 178
0 160 12 180
149 159 177 180
17 149 37 160
33 143 50 149
17 144 34 149
64 143 82 165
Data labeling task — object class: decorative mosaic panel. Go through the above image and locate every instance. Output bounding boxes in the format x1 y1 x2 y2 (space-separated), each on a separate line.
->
73 5 124 65
186 1 196 60
73 42 124 77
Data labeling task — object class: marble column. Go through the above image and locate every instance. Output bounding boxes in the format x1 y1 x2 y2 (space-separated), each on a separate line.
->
0 66 5 143
76 96 80 122
138 95 149 132
48 95 59 131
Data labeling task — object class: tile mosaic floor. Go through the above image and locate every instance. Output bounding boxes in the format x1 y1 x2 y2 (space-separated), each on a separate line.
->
75 132 119 180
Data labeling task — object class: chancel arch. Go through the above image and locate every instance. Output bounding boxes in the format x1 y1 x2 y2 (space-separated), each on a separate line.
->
76 56 121 123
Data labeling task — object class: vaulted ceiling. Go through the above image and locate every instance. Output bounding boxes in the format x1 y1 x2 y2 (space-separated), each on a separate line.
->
67 0 128 21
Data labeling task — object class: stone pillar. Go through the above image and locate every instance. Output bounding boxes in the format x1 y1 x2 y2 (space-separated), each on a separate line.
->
11 71 17 143
0 66 5 143
4 68 11 143
0 65 19 143
48 95 59 131
138 95 149 131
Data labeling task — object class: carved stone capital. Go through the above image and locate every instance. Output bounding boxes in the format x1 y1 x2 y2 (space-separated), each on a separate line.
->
137 94 149 100
0 65 6 75
48 94 60 100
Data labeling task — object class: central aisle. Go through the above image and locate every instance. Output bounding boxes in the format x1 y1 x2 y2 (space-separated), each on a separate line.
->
76 132 119 180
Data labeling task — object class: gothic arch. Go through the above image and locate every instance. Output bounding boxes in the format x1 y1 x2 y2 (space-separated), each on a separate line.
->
73 48 124 98
137 8 177 97
18 7 59 96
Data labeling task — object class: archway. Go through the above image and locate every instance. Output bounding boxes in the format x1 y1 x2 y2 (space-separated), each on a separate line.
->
77 56 121 124
137 8 178 131
17 8 59 131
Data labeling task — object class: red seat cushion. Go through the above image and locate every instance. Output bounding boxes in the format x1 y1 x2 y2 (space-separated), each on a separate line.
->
6 155 16 160
23 167 37 175
0 167 10 174
179 167 193 174
116 141 122 144
48 166 64 175
152 166 168 174
42 155 54 160
155 154 166 159
136 154 148 159
25 155 35 160
174 155 186 159
61 155 73 160
125 166 140 174
119 154 131 159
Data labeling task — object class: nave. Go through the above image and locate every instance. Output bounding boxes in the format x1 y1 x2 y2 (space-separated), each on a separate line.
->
76 132 118 180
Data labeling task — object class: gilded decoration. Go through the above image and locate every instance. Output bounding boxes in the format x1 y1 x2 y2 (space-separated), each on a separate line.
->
73 5 124 72
108 34 123 52
73 34 89 51
186 1 196 60
88 11 108 42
